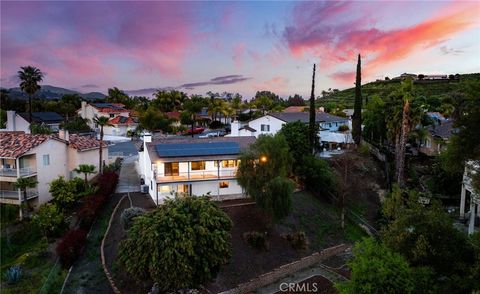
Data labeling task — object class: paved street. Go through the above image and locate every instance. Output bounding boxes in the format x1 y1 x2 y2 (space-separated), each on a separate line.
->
115 155 141 193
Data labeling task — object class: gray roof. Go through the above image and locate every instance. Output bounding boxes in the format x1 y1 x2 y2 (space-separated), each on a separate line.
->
146 136 256 162
269 112 348 124
240 125 256 132
19 112 64 123
427 121 455 140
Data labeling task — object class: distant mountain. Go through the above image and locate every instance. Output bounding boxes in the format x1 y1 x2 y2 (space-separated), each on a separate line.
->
2 85 106 101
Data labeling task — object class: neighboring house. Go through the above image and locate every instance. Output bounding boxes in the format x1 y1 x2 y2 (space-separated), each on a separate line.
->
418 121 455 156
2 111 64 133
459 160 479 234
0 131 107 207
78 101 135 135
426 112 447 124
283 106 306 113
104 116 138 136
139 135 255 204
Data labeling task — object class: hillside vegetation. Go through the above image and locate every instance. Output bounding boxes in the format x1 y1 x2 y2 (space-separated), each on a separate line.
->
319 73 480 108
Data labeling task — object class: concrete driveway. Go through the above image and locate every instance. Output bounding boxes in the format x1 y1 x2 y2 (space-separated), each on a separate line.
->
115 155 141 193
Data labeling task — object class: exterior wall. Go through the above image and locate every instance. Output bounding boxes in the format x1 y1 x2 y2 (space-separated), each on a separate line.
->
156 179 243 201
418 135 444 156
248 115 285 138
68 148 106 179
24 139 69 206
319 120 348 131
2 112 31 133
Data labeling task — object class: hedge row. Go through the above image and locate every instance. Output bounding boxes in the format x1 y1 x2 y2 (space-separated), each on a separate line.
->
56 171 119 268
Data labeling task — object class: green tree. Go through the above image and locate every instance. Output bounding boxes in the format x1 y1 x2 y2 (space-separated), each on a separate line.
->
18 65 44 124
92 116 112 174
363 95 386 144
182 96 204 137
49 176 80 210
32 203 64 238
74 164 96 189
0 109 6 128
106 87 133 108
309 63 317 153
297 155 336 196
336 238 416 294
14 177 38 219
352 54 362 145
237 134 293 220
60 117 91 133
138 106 173 133
153 90 187 112
30 123 52 134
279 121 310 166
381 202 475 287
118 195 232 292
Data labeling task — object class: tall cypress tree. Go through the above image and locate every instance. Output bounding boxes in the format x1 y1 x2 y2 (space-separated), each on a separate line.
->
309 64 316 154
352 54 362 145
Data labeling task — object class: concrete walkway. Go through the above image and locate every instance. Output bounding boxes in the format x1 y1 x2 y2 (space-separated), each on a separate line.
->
115 155 141 193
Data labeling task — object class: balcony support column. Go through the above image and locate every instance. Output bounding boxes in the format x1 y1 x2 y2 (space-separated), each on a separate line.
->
15 157 23 220
460 184 466 219
188 162 190 180
217 160 220 179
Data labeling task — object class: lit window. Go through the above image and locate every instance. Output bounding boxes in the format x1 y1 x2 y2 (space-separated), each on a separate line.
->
222 160 237 168
160 185 170 193
191 161 206 170
219 181 229 188
43 154 50 166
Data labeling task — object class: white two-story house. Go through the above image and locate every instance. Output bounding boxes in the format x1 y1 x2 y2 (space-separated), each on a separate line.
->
77 101 137 136
229 111 352 147
139 135 255 204
0 131 107 209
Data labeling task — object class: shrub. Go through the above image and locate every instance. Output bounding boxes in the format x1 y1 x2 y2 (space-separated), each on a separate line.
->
56 229 87 268
358 143 370 155
297 155 337 195
282 231 309 250
121 207 146 230
4 265 22 284
32 203 65 237
338 124 350 132
243 231 269 250
104 158 123 173
118 195 232 292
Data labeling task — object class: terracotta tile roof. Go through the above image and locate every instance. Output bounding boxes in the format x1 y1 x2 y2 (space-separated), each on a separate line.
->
0 132 53 158
166 111 181 120
108 116 136 125
283 106 306 113
68 134 107 151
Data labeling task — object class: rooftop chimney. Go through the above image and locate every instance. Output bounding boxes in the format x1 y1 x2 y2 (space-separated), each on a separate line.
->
81 101 87 119
59 129 70 141
230 120 240 137
5 111 16 131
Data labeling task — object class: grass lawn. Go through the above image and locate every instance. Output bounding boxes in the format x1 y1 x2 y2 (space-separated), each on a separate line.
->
0 219 66 294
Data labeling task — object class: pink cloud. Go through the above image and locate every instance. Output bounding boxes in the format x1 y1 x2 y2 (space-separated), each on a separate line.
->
253 76 289 95
1 2 200 88
284 1 480 83
232 43 246 67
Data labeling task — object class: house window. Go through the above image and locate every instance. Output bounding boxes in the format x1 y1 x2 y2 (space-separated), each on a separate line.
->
42 154 50 166
159 185 170 193
109 113 115 118
164 162 179 176
219 181 229 188
191 161 206 170
425 138 432 148
222 160 237 168
261 124 270 132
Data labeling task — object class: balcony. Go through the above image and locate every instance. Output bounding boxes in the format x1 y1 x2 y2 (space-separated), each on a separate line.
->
157 170 236 183
0 188 39 205
0 167 37 177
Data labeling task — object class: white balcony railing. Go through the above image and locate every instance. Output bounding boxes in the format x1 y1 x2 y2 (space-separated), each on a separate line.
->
0 189 39 200
157 170 236 182
0 167 37 177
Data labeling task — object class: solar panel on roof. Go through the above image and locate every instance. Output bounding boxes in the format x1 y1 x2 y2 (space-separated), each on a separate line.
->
155 141 240 158
33 112 63 121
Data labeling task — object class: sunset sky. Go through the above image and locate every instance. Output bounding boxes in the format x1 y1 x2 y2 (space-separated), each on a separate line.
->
1 1 479 98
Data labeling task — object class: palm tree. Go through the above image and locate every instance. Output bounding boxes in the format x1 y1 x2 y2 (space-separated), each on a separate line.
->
18 66 44 124
74 164 96 189
93 116 113 174
14 177 38 220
